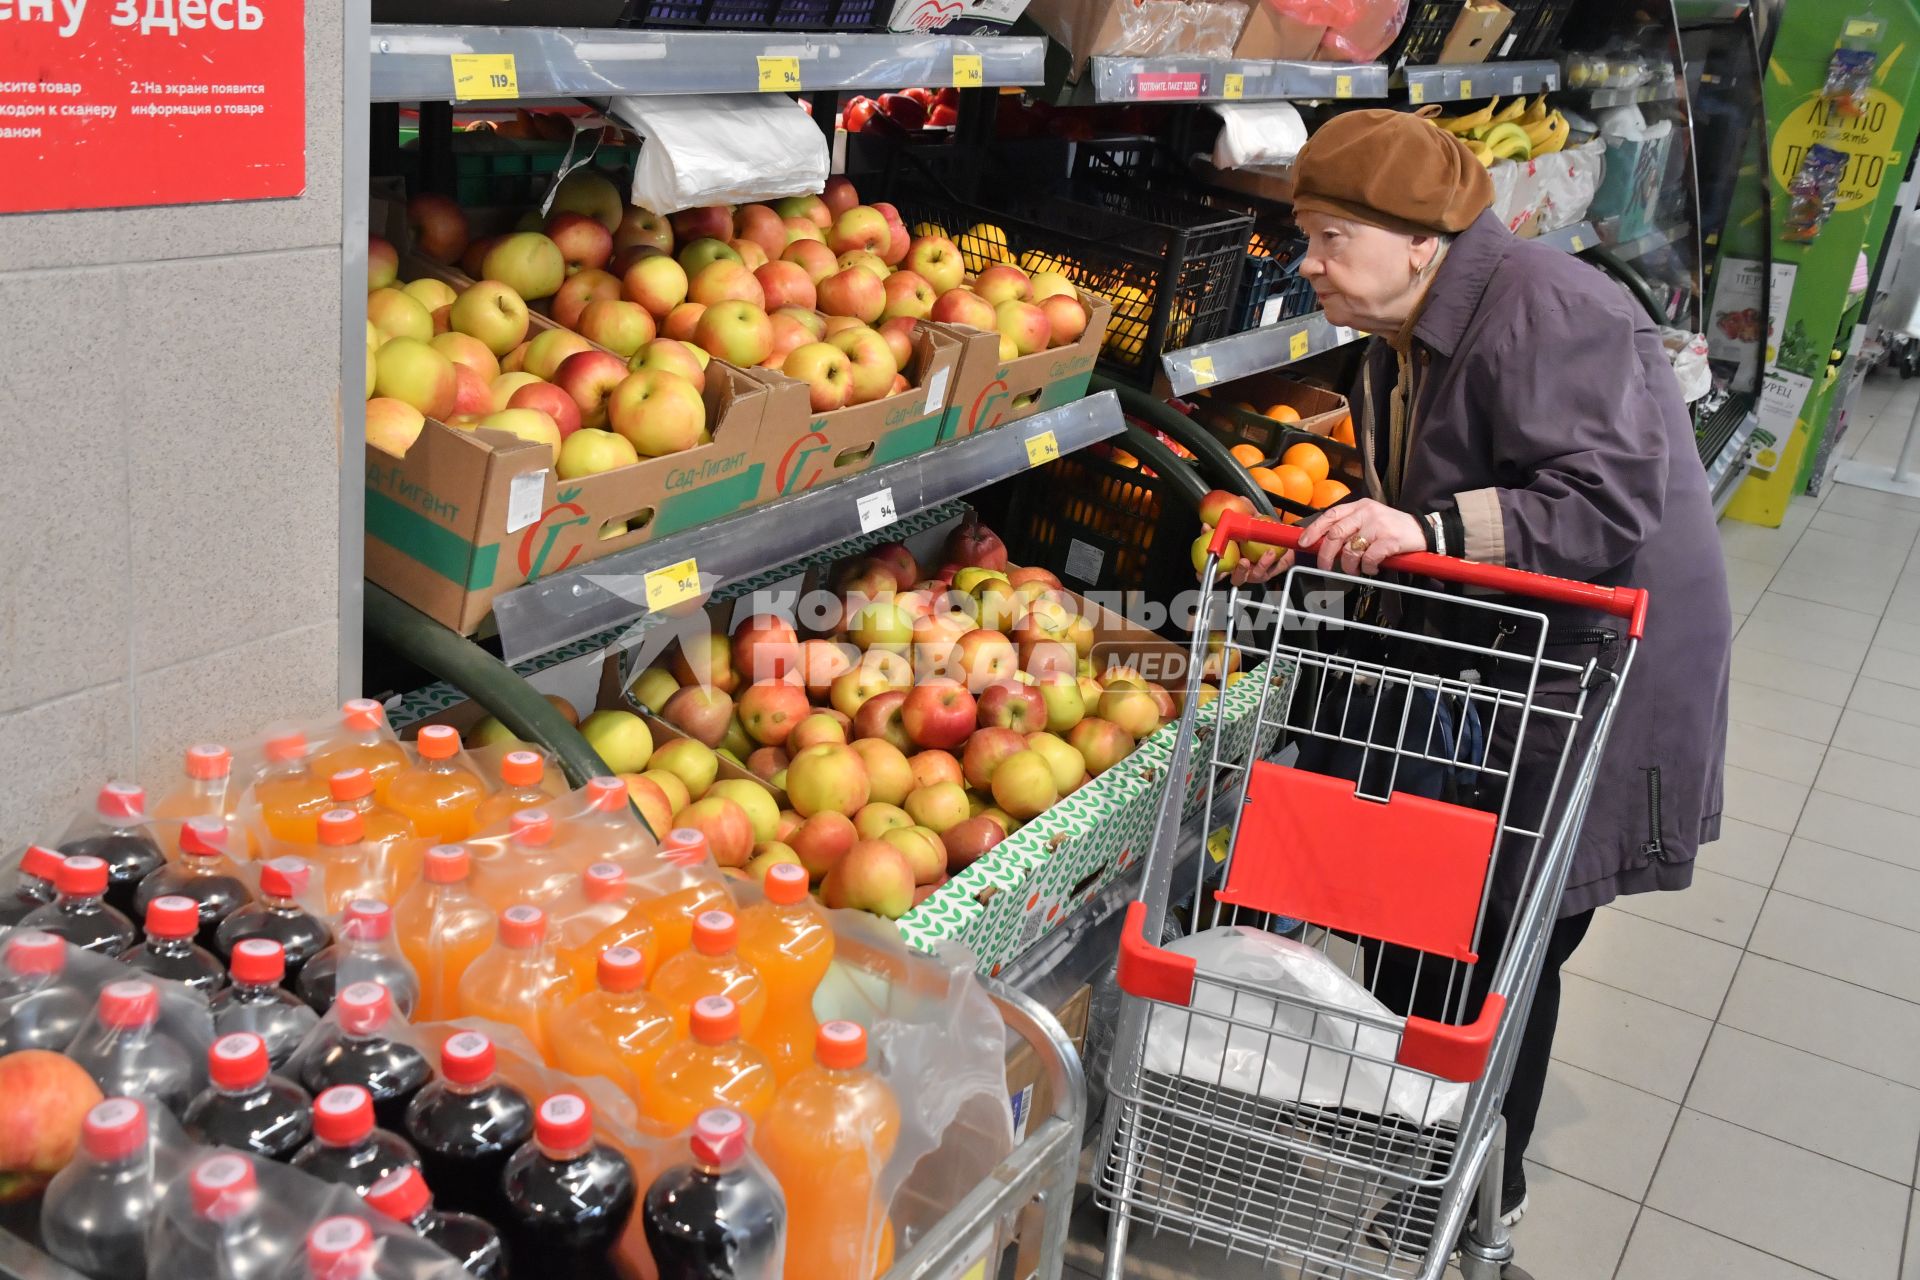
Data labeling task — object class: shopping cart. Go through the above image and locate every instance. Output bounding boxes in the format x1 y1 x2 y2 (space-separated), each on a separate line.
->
1095 513 1648 1280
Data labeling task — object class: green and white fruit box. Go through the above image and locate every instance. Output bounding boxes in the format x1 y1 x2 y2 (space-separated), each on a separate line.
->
1011 754 1159 954
898 868 990 959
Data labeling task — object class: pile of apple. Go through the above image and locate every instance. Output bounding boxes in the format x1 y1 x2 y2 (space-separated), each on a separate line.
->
571 522 1177 919
842 86 960 133
1190 489 1287 581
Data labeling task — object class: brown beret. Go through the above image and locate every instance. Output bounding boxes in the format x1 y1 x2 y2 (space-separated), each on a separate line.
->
1292 109 1494 236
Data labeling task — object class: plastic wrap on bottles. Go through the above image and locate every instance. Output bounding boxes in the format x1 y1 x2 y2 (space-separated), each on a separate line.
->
1209 102 1309 170
644 1110 787 1280
40 1096 194 1279
1141 925 1466 1128
53 783 167 918
64 975 216 1119
299 898 422 1017
289 980 434 1132
609 94 829 216
1315 0 1404 61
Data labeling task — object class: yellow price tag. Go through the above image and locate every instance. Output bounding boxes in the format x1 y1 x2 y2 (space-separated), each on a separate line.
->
1335 73 1354 97
1190 355 1218 385
1288 329 1310 360
1460 77 1473 98
952 54 983 87
1845 17 1882 37
1408 80 1425 103
1568 233 1584 251
449 53 518 101
1206 826 1231 864
1025 431 1060 467
757 55 802 92
1222 72 1244 100
959 1263 987 1280
644 558 702 612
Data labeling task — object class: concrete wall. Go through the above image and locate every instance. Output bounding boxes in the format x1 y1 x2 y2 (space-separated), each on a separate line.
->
0 2 347 843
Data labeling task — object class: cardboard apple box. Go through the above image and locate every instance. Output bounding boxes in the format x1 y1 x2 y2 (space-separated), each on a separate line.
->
927 290 1112 441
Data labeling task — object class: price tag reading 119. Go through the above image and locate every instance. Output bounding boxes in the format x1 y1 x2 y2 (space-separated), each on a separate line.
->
449 54 518 100
644 558 703 612
757 56 802 92
1025 431 1060 467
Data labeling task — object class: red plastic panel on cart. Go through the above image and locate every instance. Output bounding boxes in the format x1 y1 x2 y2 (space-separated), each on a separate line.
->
1117 901 1197 1006
1399 994 1506 1083
1217 761 1497 963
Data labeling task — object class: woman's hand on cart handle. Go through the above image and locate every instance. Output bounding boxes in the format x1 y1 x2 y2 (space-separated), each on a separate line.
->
1210 511 1652 639
1226 500 1426 583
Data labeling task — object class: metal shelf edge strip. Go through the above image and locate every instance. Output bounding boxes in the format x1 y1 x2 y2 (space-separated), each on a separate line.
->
1401 60 1560 101
1087 56 1388 103
489 390 1125 663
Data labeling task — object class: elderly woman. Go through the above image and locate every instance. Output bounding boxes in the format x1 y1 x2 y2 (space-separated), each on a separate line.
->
1239 110 1730 1227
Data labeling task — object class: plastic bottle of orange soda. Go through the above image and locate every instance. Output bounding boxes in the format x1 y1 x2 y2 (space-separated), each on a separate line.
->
631 829 733 961
253 733 332 846
310 809 377 914
547 945 678 1106
470 810 580 913
153 745 237 858
553 777 655 872
645 995 775 1133
471 751 553 832
385 726 489 843
455 904 566 1060
396 846 497 1021
651 910 766 1040
737 863 833 1081
309 700 410 803
326 769 421 901
552 864 657 999
758 1021 901 1279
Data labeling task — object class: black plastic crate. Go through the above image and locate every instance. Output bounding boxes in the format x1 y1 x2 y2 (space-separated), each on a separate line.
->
1502 0 1574 57
618 0 881 31
1389 0 1468 67
1233 261 1317 333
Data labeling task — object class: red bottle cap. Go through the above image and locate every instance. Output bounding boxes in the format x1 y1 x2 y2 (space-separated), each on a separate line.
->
312 1085 375 1145
229 938 286 986
336 981 393 1035
597 946 646 993
535 1093 594 1153
342 899 393 941
4 931 63 976
328 769 374 802
56 855 108 897
365 1166 432 1223
81 1098 148 1161
316 809 364 847
585 777 628 812
500 750 543 788
306 1215 375 1276
416 724 460 760
145 895 199 939
179 817 229 857
189 1152 258 1219
689 995 738 1045
423 845 470 883
209 1032 270 1090
260 856 312 899
691 910 736 955
511 809 555 846
96 782 146 822
20 844 63 883
763 861 808 904
264 732 308 764
690 1108 748 1166
499 904 547 948
816 1020 868 1069
582 863 626 903
342 699 388 732
185 744 233 781
662 828 708 866
440 1030 495 1085
98 979 159 1029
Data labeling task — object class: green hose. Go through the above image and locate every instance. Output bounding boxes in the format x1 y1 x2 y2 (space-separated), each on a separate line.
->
365 584 624 806
1092 374 1279 519
1116 422 1209 511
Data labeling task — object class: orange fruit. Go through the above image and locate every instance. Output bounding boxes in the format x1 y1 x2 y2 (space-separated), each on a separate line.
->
1310 478 1351 509
1266 464 1314 506
1111 448 1140 469
1332 414 1355 446
1229 443 1264 467
1264 404 1301 423
1282 442 1330 483
1247 467 1280 493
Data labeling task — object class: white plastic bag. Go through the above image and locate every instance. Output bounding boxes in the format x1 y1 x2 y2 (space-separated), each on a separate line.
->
1661 327 1712 403
1209 102 1309 169
611 94 829 215
1142 925 1466 1128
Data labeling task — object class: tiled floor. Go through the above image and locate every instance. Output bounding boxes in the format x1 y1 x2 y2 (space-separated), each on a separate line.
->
1067 369 1920 1279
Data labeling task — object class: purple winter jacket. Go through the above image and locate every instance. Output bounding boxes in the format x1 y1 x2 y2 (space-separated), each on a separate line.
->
1350 209 1730 916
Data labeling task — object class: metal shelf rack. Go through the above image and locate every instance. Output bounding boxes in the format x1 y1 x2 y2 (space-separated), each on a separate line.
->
1401 59 1560 103
1079 56 1388 104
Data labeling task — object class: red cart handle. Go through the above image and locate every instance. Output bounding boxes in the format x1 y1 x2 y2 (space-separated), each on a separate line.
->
1210 512 1649 641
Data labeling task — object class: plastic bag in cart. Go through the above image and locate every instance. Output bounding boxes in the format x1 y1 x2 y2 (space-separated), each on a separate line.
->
1143 926 1465 1128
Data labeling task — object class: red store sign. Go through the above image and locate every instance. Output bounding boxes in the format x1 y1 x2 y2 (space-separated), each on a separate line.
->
0 0 305 214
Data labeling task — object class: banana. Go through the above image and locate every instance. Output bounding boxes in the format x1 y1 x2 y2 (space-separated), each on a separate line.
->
1491 95 1528 125
1522 113 1557 148
1440 96 1499 134
1532 113 1569 155
1482 122 1533 161
1463 139 1496 167
1519 94 1549 127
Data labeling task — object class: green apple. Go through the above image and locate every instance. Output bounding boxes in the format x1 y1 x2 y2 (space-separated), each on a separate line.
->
632 667 679 714
580 708 653 774
953 566 1010 594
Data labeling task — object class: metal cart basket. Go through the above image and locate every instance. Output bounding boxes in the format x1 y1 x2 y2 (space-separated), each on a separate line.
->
1096 514 1647 1280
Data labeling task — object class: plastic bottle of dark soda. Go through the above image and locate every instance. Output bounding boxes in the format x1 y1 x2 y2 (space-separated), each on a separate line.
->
643 1109 785 1280
0 844 65 927
298 980 429 1132
290 1083 419 1197
39 1097 165 1280
65 979 198 1117
402 1029 533 1224
365 1165 508 1280
183 1032 314 1161
215 855 332 983
147 1152 294 1280
0 930 91 1054
121 895 229 996
297 899 420 1017
134 816 251 948
22 855 136 957
501 1093 636 1279
211 938 319 1070
58 783 166 919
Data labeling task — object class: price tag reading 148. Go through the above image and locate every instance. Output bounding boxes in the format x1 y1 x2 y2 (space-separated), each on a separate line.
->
644 558 703 613
952 54 983 87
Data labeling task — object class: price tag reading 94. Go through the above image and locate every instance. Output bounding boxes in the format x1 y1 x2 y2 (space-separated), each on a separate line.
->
757 55 802 93
856 487 898 534
450 54 519 101
644 558 703 613
1288 329 1311 361
1025 430 1061 468
952 54 984 87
